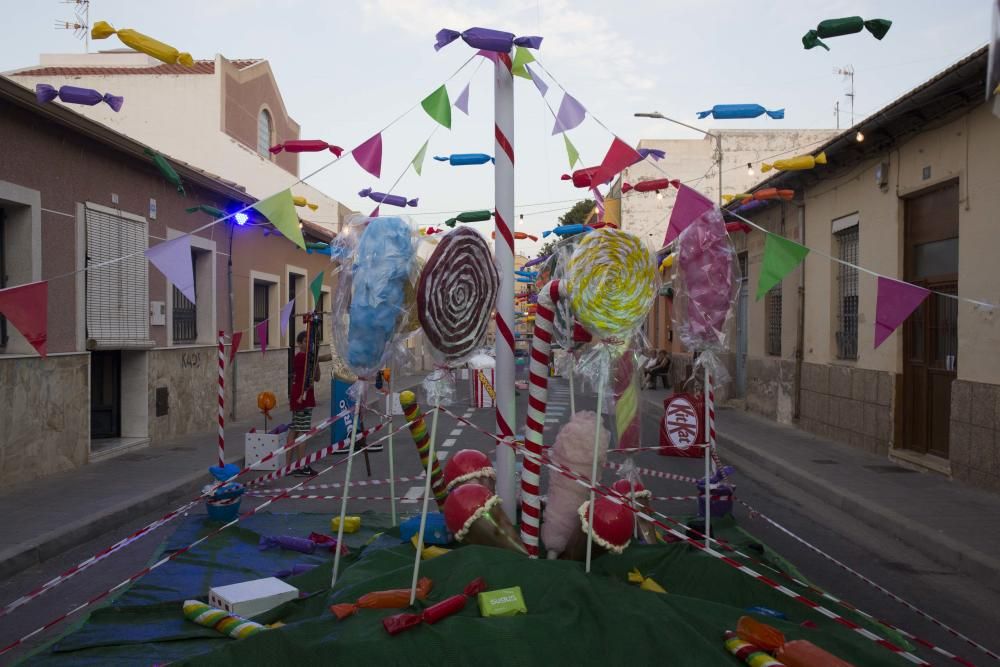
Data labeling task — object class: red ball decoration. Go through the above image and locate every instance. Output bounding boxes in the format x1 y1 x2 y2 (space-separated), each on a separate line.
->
583 497 633 552
443 482 494 534
443 449 494 492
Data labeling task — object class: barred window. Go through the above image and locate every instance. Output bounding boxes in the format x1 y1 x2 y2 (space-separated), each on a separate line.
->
766 282 782 356
171 250 197 343
835 226 859 360
253 281 270 346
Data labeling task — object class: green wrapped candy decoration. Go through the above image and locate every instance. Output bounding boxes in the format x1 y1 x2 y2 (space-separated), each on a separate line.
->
185 204 226 218
444 209 493 228
802 16 892 51
146 148 185 195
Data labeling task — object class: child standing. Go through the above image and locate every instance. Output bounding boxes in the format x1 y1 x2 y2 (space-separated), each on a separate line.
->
289 330 320 476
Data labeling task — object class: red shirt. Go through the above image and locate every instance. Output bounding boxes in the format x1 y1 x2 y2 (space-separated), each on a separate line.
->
290 351 316 411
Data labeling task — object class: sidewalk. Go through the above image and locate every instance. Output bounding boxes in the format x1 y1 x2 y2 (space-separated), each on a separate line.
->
640 387 1000 582
0 374 423 581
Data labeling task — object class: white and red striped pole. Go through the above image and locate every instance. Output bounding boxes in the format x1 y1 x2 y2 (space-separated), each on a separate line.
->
493 51 517 514
217 331 225 467
703 365 715 543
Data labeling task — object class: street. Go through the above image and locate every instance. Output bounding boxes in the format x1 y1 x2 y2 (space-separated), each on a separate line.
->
1 377 998 666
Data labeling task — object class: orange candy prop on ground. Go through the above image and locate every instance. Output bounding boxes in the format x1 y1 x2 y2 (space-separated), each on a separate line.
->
776 640 856 667
736 615 785 652
330 577 433 620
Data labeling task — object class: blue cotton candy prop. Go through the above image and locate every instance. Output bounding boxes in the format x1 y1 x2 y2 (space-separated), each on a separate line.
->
346 217 414 375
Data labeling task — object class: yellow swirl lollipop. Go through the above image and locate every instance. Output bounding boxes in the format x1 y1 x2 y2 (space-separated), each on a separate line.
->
567 227 658 338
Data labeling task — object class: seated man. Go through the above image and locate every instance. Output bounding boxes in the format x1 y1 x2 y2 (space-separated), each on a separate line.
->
644 350 671 389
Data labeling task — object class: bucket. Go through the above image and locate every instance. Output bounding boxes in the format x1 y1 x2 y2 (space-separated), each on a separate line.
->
206 496 242 522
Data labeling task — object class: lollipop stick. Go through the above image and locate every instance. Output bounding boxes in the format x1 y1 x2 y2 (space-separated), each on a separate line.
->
409 399 441 604
568 365 576 416
387 364 397 527
585 368 607 574
331 382 365 588
703 365 712 547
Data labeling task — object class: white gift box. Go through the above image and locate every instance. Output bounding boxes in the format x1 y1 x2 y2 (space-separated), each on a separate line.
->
244 432 285 471
208 577 298 618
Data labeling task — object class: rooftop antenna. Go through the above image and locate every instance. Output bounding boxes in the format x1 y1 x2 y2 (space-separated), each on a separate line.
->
833 100 840 129
835 65 855 126
54 0 90 52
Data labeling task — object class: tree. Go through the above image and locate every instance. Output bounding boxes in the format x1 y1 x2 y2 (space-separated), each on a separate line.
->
535 198 595 258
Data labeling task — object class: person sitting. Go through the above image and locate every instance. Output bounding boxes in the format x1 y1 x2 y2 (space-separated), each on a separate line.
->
644 350 671 389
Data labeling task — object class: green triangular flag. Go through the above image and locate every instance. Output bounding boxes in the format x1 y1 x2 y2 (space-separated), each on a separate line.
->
564 134 580 168
511 46 536 79
756 233 810 300
421 85 452 129
252 189 306 250
411 140 429 176
309 271 324 306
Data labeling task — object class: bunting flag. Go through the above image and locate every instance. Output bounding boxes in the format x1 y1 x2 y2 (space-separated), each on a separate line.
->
756 233 809 300
592 187 605 216
551 93 587 134
370 206 380 218
146 235 195 303
309 271 324 305
665 184 714 246
256 320 269 355
411 140 429 176
527 64 548 96
588 137 644 189
353 133 383 178
563 134 580 168
421 85 452 129
0 281 48 357
454 83 470 115
280 299 296 337
511 46 536 79
229 331 243 363
874 277 930 349
252 190 306 250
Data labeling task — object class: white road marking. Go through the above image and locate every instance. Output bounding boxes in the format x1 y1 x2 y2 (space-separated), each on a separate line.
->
401 486 424 504
437 451 448 461
441 438 456 448
450 429 463 437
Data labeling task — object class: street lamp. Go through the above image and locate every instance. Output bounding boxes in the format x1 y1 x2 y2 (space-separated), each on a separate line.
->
634 111 723 204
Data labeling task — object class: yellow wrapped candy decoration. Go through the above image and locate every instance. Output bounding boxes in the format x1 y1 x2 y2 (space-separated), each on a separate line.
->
567 227 658 338
292 195 319 211
91 21 194 67
760 151 826 173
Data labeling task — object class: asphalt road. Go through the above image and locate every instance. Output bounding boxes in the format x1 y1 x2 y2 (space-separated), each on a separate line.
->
1 377 998 666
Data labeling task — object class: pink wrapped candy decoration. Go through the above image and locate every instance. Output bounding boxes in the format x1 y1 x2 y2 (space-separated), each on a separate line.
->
674 209 738 350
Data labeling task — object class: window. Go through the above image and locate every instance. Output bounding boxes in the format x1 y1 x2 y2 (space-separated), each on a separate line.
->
172 250 197 343
253 281 271 346
766 282 782 356
835 225 859 360
257 109 272 157
86 204 150 345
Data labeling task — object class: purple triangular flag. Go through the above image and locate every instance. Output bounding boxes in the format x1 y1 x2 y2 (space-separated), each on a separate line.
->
551 93 587 135
280 298 296 337
454 82 470 115
352 133 382 179
665 184 714 246
526 64 548 96
146 235 195 303
874 277 930 349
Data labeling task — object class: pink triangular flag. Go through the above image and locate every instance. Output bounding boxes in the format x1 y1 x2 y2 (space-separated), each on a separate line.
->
280 298 296 337
352 132 383 178
0 281 47 356
146 235 195 303
588 137 644 190
874 277 930 349
229 331 243 363
454 82 470 115
256 320 269 355
370 206 380 218
665 184 715 245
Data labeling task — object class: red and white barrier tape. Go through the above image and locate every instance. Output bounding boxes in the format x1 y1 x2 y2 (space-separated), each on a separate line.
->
248 473 428 495
604 460 701 484
245 494 407 501
608 445 707 454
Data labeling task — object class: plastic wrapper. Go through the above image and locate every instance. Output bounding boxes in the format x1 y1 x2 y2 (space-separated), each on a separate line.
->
627 568 666 593
382 578 487 635
307 532 349 555
91 21 193 67
330 577 432 620
612 462 656 544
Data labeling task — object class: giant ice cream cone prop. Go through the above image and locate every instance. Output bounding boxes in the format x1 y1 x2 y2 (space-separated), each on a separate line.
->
611 478 656 544
561 497 632 561
443 449 496 493
444 483 527 556
399 390 448 508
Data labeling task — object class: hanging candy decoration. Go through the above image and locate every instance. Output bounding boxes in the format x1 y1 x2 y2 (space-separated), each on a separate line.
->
621 178 679 194
542 224 594 238
433 154 494 166
725 222 753 235
145 148 184 195
269 140 343 156
35 84 124 112
696 104 784 120
434 27 542 53
444 210 493 227
732 200 769 215
492 231 538 242
637 148 666 161
752 188 795 202
659 254 674 273
522 254 549 269
91 21 193 67
358 188 419 208
420 226 444 236
722 193 754 203
418 227 499 362
760 151 826 173
292 195 319 211
185 204 226 218
560 166 609 189
803 16 892 51
514 269 538 279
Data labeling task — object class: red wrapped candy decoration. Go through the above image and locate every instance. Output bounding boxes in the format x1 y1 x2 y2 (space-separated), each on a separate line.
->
382 578 488 635
269 139 344 157
560 166 611 189
621 178 679 194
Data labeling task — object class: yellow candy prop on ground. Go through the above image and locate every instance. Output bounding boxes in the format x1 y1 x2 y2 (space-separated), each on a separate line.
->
628 568 667 593
410 534 450 559
183 600 267 639
331 516 361 533
91 21 194 67
760 151 826 173
567 227 658 339
292 195 319 211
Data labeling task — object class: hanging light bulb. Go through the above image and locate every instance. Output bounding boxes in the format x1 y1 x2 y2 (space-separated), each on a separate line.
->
855 130 865 142
746 162 755 176
656 191 664 200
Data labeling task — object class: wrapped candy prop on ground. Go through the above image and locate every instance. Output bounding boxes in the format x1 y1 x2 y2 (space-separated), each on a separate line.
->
182 601 268 640
330 578 433 621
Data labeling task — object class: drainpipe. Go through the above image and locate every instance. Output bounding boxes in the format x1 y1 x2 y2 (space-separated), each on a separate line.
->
228 222 237 421
793 200 806 420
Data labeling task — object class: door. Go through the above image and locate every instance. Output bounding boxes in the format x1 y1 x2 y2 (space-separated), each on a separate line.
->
91 351 121 438
735 252 749 397
902 182 958 458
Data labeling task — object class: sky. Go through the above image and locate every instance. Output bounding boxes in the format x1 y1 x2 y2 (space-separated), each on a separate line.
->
1 0 991 255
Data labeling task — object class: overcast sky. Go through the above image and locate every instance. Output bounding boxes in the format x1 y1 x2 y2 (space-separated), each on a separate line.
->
2 1 990 254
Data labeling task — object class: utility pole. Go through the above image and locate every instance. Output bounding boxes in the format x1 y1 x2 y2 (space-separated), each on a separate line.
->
834 100 840 129
54 0 90 52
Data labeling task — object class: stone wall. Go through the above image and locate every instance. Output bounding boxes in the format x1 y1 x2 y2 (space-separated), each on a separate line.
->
228 344 335 422
950 380 1000 492
798 362 893 455
148 346 219 443
745 356 797 423
0 354 89 485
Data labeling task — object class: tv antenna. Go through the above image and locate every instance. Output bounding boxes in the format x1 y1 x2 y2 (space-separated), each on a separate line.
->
834 65 855 127
54 0 90 52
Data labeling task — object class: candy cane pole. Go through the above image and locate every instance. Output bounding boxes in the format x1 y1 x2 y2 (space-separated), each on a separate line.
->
409 398 441 605
331 381 365 588
493 51 517 514
217 331 225 467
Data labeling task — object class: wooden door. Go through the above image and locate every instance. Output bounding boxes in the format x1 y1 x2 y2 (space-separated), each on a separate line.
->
902 182 959 458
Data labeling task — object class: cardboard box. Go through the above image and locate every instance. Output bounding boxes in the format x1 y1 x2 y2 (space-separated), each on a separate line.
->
244 433 286 471
208 577 298 618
